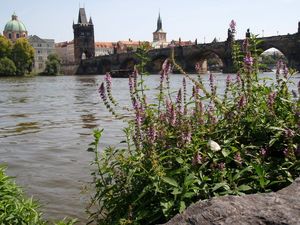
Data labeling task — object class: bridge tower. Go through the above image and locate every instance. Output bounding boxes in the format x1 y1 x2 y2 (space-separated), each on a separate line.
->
152 13 167 48
73 8 95 63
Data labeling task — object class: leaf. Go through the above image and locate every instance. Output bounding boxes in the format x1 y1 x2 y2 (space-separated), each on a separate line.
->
237 184 252 192
162 177 179 187
179 201 186 213
176 157 184 164
183 192 195 199
221 149 230 157
212 182 229 192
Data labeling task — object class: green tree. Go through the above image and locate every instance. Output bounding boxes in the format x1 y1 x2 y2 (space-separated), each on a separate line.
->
0 57 16 76
43 54 61 75
0 35 12 58
11 38 34 76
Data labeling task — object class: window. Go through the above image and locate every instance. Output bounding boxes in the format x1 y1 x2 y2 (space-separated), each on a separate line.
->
38 63 43 69
38 43 42 47
38 50 42 54
8 33 12 39
16 33 20 38
38 56 43 61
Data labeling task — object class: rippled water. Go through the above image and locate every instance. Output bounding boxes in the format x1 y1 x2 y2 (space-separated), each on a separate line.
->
0 73 299 223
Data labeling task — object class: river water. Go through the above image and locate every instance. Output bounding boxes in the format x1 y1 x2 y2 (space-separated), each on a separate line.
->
0 73 299 224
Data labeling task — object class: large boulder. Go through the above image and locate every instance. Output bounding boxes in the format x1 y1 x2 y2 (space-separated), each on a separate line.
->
161 178 300 225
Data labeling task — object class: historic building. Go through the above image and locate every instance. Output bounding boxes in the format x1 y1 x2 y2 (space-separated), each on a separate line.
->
28 35 55 73
3 12 28 42
95 42 114 56
73 8 95 63
152 13 168 49
55 41 75 64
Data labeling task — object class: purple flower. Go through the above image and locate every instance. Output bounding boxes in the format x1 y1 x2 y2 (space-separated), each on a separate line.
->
283 148 289 157
238 95 246 109
161 58 172 76
267 92 277 109
192 152 202 165
284 129 295 138
148 125 157 144
244 53 253 66
229 20 236 33
234 153 242 165
260 148 267 157
236 73 241 86
98 82 106 101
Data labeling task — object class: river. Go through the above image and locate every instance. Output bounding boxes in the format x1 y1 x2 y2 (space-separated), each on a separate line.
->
0 73 299 224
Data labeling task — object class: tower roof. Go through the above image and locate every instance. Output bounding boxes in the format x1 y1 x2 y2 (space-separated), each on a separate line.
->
155 12 163 32
4 13 27 33
78 8 88 24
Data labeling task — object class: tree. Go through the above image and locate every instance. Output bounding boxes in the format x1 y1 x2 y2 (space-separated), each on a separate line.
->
43 54 61 75
0 57 16 76
0 35 12 58
11 38 34 76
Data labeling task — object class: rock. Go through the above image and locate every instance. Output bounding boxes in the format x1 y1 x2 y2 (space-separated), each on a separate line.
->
160 178 300 225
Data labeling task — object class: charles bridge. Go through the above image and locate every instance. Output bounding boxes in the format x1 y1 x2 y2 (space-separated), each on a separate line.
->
75 24 300 75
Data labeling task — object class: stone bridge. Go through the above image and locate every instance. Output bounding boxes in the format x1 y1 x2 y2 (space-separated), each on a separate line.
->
77 26 300 74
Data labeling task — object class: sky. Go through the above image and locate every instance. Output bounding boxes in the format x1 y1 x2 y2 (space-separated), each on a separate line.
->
1 0 300 43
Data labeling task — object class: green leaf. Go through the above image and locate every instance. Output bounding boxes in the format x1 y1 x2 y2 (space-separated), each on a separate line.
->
176 157 184 164
179 201 186 213
237 184 252 192
162 177 179 187
221 149 230 157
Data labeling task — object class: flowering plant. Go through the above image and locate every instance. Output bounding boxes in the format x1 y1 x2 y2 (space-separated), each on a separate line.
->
87 31 300 225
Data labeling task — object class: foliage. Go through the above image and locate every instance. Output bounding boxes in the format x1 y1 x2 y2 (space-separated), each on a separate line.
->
43 54 61 75
260 53 287 70
88 25 300 225
0 57 16 76
0 35 12 58
0 166 78 225
11 38 35 76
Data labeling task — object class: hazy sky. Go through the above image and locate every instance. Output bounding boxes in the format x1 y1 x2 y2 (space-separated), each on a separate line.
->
1 0 299 43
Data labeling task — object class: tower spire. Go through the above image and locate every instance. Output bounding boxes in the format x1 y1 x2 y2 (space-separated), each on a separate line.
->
156 11 162 32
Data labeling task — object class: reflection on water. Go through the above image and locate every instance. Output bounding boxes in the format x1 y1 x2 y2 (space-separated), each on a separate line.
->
0 73 299 224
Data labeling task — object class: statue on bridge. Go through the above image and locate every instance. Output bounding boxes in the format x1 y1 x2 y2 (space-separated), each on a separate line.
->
246 28 250 38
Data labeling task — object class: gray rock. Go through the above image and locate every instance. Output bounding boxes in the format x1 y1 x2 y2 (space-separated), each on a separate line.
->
161 178 300 225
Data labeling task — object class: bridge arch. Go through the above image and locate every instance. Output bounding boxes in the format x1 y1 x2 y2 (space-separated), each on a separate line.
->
147 55 169 73
120 58 138 70
185 50 224 73
259 48 287 71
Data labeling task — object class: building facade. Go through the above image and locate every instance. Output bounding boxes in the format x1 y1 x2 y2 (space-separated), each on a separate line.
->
152 13 168 49
73 8 95 63
95 42 114 56
55 41 75 64
3 13 28 42
28 35 55 73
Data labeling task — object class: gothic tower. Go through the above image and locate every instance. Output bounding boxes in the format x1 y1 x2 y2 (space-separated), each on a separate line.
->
153 13 166 44
73 8 95 63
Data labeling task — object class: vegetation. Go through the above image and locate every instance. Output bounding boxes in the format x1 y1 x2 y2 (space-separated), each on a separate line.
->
43 54 61 75
0 57 16 76
0 35 34 76
88 22 300 225
0 166 77 225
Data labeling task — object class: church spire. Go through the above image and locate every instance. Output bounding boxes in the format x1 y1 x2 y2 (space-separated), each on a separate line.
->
156 12 162 32
89 16 93 25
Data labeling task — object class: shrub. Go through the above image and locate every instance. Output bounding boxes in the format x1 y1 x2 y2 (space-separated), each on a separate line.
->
0 57 16 76
87 26 300 225
0 166 77 225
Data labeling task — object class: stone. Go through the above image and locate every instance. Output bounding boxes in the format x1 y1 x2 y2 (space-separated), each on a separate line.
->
160 177 300 225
